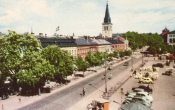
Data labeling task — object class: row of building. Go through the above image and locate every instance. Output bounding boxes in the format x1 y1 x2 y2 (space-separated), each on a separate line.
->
38 36 129 59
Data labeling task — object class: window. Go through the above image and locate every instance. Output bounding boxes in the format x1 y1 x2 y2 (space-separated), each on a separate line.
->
173 39 175 43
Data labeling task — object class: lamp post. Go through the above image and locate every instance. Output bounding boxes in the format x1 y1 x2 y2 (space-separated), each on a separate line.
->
142 48 143 64
159 48 161 60
131 51 133 71
104 52 108 94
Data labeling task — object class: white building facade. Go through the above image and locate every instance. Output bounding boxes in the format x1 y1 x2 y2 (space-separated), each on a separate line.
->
167 30 175 46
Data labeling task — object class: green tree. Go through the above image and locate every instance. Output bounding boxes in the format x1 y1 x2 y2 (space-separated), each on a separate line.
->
85 52 101 67
41 45 74 83
17 52 54 94
0 30 53 92
124 50 132 56
75 56 89 77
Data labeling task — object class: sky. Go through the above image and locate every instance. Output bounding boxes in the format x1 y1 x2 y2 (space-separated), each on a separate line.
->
0 0 175 36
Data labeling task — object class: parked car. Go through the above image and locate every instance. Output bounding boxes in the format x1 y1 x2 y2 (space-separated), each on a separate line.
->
152 63 164 68
132 85 153 93
132 96 152 107
162 68 174 76
124 96 152 107
125 92 137 96
126 91 150 98
123 62 129 66
132 88 145 92
123 97 132 104
139 77 154 84
136 92 153 102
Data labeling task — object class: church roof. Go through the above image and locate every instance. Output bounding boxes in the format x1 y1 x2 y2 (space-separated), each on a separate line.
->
168 30 175 34
103 2 112 24
163 27 169 32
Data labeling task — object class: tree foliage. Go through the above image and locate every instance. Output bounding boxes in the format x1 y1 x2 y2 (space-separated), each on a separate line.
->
0 30 53 91
123 31 175 55
85 52 101 67
75 56 89 76
41 45 74 83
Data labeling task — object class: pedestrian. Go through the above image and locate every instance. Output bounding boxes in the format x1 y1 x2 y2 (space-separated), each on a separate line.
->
109 73 112 79
19 97 21 102
82 87 85 96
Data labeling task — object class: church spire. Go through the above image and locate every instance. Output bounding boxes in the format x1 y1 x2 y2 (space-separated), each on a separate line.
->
102 1 113 38
103 2 111 24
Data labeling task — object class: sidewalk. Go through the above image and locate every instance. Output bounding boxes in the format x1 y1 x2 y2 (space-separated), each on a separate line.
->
0 54 142 110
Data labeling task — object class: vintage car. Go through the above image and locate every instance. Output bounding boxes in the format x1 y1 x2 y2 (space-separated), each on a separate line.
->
132 85 153 93
152 63 164 68
162 68 174 76
136 92 153 102
123 62 129 66
132 88 145 92
139 77 154 84
132 96 152 107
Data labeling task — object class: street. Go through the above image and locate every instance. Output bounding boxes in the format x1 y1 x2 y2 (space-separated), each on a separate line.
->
17 55 141 110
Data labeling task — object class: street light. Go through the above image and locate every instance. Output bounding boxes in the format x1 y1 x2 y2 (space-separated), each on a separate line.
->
104 52 108 94
131 51 133 71
142 49 143 64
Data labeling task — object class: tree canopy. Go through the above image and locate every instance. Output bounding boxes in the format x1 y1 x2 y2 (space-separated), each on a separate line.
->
123 31 175 54
75 56 89 76
41 45 74 83
0 30 53 91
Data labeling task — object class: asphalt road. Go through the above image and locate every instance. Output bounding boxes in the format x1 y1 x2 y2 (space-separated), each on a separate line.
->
18 57 141 110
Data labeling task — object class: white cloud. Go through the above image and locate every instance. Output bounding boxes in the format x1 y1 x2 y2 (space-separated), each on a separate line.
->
0 0 175 36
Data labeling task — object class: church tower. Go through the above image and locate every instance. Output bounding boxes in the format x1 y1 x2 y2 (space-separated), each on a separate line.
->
102 2 112 38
